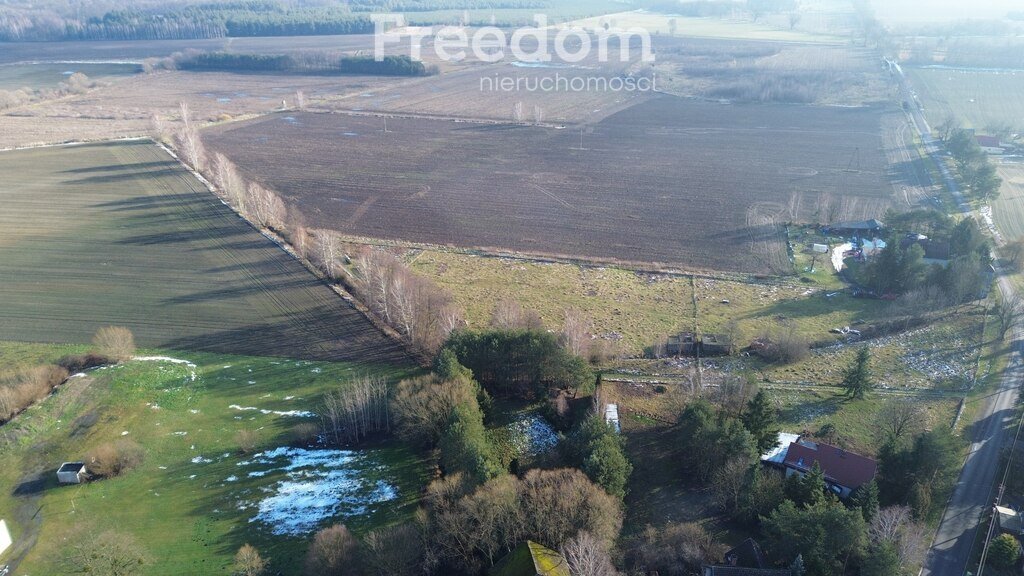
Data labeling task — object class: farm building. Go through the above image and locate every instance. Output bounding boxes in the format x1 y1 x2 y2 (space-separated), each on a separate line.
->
899 235 951 264
781 440 877 499
665 332 697 356
665 333 735 357
976 135 1005 155
825 219 885 237
56 462 87 484
491 541 569 576
701 334 735 356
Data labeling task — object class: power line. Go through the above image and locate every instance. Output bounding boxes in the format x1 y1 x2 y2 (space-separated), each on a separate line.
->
977 346 1024 576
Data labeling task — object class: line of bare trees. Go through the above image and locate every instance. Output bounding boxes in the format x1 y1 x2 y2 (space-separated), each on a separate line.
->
160 107 465 357
322 375 390 445
353 248 464 355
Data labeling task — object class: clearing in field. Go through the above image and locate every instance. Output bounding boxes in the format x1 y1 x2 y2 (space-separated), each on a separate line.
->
0 342 425 576
207 96 896 274
0 141 407 363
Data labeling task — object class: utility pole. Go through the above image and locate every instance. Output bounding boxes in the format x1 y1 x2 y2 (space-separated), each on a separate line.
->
976 485 1004 576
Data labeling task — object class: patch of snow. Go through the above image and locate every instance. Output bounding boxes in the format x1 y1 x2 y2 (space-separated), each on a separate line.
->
121 431 129 436
191 456 213 464
225 475 239 482
69 372 87 379
131 356 198 381
505 415 559 457
189 409 200 414
228 404 315 418
172 431 188 436
237 447 399 535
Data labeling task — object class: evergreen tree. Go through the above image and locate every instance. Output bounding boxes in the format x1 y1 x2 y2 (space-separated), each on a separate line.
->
841 347 873 399
988 533 1022 570
743 389 781 454
861 542 901 576
850 480 880 523
761 499 866 576
785 462 828 508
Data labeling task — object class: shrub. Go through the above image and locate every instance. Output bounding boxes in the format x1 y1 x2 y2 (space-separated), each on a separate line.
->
390 375 476 447
438 401 503 485
361 522 426 576
235 429 259 454
290 422 320 446
233 543 268 576
87 439 144 478
0 364 70 422
754 328 810 364
305 524 358 575
988 533 1021 570
628 522 725 576
56 353 113 373
567 416 632 499
91 326 136 362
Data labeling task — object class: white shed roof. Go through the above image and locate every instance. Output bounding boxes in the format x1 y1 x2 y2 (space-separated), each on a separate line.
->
761 432 801 465
604 404 620 433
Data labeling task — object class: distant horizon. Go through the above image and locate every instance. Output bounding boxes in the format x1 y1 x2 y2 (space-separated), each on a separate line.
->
869 0 1020 23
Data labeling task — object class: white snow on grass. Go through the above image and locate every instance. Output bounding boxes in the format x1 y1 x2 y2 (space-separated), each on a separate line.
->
131 356 198 381
237 447 398 536
228 404 315 418
191 456 213 464
505 415 559 457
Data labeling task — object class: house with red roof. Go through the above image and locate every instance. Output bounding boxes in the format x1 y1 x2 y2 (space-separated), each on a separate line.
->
976 135 1005 155
781 439 877 499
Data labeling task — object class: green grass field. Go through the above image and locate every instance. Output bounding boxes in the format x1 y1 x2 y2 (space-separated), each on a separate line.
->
411 250 890 357
0 141 407 364
993 164 1024 242
906 67 1024 133
0 63 140 91
0 342 425 575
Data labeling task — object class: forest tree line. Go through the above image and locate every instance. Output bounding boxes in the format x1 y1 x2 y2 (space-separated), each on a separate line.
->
0 0 554 41
173 51 435 76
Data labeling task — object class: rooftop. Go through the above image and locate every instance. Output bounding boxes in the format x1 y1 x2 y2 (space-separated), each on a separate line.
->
760 432 801 465
783 440 877 490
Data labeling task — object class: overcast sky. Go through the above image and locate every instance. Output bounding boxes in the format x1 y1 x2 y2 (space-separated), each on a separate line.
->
869 0 1020 23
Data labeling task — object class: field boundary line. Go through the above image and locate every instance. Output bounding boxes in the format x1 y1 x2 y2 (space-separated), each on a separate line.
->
315 231 811 289
152 140 427 366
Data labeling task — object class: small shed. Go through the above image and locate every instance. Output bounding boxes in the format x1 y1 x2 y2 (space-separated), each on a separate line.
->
665 332 697 356
701 334 734 356
996 506 1024 536
812 244 829 254
604 404 621 433
0 519 11 557
57 462 87 484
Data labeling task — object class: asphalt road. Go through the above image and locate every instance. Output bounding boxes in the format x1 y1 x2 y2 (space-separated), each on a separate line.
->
890 59 1024 576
